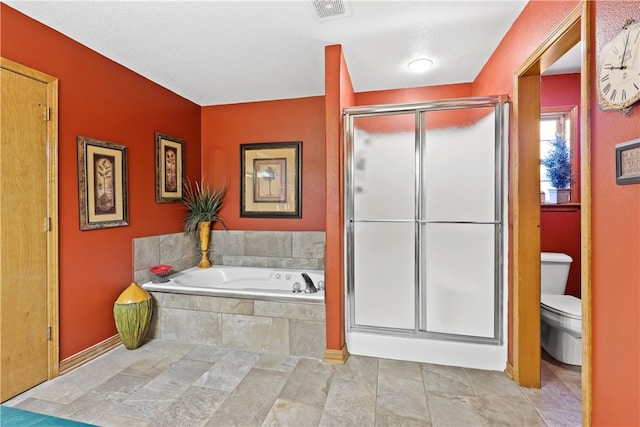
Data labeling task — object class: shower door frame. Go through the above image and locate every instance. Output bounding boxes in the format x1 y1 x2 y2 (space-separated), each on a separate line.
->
344 96 507 346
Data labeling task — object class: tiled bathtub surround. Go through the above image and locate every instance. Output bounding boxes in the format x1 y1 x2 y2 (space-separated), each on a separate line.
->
210 230 325 270
133 230 327 360
133 232 199 284
132 230 325 283
148 292 326 359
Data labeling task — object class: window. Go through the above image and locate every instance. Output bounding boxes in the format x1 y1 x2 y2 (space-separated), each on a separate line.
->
540 106 580 204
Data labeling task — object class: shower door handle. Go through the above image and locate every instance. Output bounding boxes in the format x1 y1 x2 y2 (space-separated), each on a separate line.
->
416 220 501 225
350 219 415 223
352 219 501 224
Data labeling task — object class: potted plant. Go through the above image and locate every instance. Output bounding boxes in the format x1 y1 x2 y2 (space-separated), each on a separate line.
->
542 133 571 203
181 178 227 268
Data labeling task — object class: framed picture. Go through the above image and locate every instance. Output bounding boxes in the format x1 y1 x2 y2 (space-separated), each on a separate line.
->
77 136 128 230
240 141 302 218
155 132 184 202
615 138 640 185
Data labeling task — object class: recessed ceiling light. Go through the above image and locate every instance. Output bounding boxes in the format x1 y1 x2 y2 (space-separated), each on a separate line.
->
407 58 433 73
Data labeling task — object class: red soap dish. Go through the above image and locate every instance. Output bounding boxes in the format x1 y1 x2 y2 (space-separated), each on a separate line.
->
150 265 172 275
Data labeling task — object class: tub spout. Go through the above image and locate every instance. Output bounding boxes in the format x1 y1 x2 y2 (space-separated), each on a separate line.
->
301 273 318 293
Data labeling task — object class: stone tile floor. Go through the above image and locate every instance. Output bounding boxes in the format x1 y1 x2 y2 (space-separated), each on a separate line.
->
4 340 581 426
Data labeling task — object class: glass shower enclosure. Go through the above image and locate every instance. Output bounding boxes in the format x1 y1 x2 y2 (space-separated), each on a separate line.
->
344 96 508 369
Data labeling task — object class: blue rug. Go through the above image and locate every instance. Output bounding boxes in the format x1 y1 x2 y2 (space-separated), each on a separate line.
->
0 406 95 426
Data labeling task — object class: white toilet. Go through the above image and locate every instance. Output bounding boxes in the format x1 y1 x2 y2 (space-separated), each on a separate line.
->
540 252 582 366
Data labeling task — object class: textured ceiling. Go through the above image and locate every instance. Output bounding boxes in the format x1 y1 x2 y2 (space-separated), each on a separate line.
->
6 1 537 106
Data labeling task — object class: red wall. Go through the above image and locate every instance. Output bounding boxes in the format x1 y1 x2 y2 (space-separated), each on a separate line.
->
541 73 581 298
200 97 325 231
1 4 201 359
591 2 640 424
540 209 581 297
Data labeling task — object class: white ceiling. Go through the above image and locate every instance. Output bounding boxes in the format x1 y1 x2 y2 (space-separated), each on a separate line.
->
6 0 542 106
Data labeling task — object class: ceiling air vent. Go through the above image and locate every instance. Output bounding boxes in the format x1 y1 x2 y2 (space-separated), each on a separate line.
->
312 0 350 21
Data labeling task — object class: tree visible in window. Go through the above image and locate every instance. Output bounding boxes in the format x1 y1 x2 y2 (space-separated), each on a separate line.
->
542 133 571 189
540 107 579 203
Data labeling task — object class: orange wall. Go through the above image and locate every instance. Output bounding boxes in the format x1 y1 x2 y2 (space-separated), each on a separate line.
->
355 84 476 133
591 2 640 424
200 97 325 231
473 0 580 369
1 4 202 359
355 83 472 106
5 2 640 422
541 73 581 298
475 0 639 423
473 1 581 98
324 45 355 351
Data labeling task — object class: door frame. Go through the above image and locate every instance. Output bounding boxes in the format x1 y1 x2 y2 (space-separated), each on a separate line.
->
511 1 591 424
1 57 60 379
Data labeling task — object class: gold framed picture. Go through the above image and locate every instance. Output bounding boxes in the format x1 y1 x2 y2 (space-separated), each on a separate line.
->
77 136 128 230
240 141 301 218
155 132 184 203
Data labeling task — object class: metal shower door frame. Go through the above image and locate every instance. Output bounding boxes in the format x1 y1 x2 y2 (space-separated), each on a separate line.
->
344 96 507 345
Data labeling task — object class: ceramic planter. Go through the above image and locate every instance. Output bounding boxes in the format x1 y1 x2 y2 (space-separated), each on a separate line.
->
113 282 153 350
547 188 570 204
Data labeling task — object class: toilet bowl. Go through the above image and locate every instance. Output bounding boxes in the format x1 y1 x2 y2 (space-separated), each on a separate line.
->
540 252 582 366
541 294 582 365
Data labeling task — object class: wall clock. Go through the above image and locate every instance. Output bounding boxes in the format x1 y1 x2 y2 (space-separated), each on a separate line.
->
597 19 640 115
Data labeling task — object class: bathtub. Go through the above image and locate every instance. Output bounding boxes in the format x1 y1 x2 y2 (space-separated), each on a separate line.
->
142 266 325 304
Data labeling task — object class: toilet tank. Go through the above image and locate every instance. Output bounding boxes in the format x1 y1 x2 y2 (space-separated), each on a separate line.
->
541 252 572 295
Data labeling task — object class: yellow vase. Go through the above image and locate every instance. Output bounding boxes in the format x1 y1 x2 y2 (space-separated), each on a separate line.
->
198 221 212 268
113 282 152 350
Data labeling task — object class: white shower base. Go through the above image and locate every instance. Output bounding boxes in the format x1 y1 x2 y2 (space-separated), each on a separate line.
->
347 331 507 371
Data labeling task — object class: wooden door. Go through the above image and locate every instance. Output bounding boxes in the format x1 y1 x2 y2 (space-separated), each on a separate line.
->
0 65 53 401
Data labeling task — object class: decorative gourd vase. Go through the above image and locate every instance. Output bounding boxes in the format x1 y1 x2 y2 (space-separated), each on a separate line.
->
198 221 212 268
113 282 153 350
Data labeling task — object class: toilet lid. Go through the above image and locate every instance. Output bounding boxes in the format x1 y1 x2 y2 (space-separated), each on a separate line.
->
541 294 581 319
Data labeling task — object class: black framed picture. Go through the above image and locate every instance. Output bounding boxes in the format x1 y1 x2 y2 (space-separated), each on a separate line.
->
240 141 301 218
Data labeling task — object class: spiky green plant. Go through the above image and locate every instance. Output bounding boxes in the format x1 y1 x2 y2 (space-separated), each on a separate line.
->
181 178 227 233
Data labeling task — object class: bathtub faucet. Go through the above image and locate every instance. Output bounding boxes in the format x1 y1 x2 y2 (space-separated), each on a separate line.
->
301 273 318 293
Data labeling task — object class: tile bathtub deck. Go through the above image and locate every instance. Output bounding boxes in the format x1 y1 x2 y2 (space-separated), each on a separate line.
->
4 340 581 427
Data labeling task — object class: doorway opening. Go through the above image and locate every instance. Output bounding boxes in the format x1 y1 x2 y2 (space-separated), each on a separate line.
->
511 1 591 424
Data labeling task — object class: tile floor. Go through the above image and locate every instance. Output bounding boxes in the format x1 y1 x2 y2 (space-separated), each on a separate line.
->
4 341 581 426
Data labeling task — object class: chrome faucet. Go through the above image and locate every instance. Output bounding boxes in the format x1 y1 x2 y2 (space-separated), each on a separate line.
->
301 273 318 293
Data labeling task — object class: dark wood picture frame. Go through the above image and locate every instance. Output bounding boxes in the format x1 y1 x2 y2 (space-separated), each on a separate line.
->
77 136 129 230
240 141 302 218
155 132 184 202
